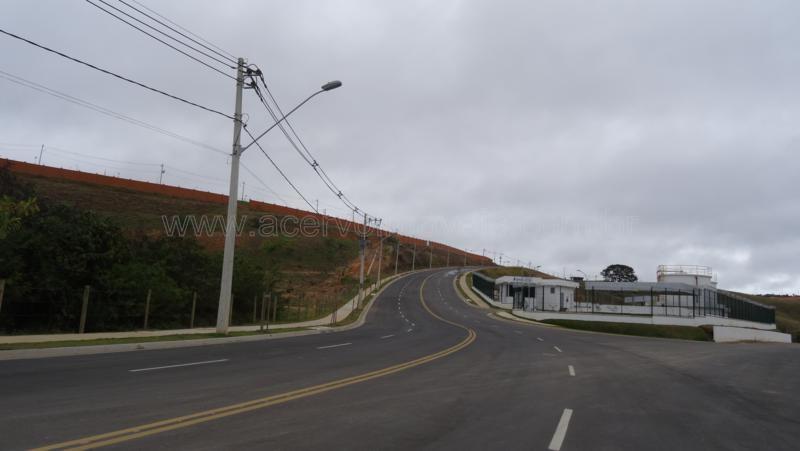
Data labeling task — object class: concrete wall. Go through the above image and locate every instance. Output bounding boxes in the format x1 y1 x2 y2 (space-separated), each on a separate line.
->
713 326 792 343
513 310 777 330
471 286 511 310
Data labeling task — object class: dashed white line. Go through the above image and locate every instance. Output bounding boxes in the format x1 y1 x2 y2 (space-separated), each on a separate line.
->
380 334 394 339
537 337 544 342
129 359 229 372
568 365 575 376
554 346 562 353
548 408 573 451
316 342 352 350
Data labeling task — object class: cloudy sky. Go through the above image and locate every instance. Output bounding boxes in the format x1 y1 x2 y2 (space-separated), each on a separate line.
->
1 0 798 293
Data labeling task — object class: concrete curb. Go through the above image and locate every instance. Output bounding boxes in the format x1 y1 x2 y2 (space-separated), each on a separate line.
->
0 270 425 361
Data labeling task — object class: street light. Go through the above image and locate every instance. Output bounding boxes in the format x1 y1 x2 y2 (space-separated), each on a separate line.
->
241 80 342 152
576 269 588 280
216 75 342 334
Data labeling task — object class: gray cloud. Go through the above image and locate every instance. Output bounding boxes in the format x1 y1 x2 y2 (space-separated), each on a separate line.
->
1 0 798 293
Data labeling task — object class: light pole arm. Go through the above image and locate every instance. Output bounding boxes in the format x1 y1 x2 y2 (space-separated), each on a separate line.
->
240 89 324 153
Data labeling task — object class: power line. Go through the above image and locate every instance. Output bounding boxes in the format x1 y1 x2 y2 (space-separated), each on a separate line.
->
242 125 318 213
240 162 288 205
250 73 377 221
85 0 235 78
0 27 233 119
118 0 237 65
128 0 236 61
0 68 227 155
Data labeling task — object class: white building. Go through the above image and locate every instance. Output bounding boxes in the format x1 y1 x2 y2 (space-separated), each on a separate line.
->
493 276 579 311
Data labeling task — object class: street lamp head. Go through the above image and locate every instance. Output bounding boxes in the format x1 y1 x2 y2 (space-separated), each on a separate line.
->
321 80 342 91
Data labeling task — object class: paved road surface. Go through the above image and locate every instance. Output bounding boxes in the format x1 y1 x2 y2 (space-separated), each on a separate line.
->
1 269 798 450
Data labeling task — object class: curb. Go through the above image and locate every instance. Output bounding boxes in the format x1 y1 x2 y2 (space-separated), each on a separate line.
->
0 270 426 361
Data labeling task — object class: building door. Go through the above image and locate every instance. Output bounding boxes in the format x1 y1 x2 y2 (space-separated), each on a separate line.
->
513 287 523 309
559 291 564 311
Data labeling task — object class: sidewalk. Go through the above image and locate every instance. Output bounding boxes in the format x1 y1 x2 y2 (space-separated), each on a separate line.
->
456 269 492 309
0 272 408 345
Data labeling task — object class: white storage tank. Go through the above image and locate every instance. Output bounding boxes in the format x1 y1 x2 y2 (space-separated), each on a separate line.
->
656 265 717 288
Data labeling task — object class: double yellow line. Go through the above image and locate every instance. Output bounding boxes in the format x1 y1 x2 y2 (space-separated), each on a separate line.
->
36 272 476 450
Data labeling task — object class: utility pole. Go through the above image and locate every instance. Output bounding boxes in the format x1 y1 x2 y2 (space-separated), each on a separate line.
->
159 163 165 184
428 244 433 269
412 243 416 271
394 240 400 275
358 212 367 307
38 144 44 165
377 233 383 288
215 57 245 334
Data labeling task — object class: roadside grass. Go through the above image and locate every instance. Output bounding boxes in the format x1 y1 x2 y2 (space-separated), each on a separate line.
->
0 328 309 351
542 319 712 341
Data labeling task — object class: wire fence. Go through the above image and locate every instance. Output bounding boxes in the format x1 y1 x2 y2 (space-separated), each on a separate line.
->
467 273 775 326
0 280 362 334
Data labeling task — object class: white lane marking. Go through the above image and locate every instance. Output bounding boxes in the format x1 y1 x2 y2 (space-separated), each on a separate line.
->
548 408 573 451
406 328 413 332
380 334 395 339
554 346 562 353
568 365 575 376
317 342 352 350
129 359 229 373
537 337 544 342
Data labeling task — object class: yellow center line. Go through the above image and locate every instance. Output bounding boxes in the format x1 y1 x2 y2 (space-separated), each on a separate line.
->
34 272 476 450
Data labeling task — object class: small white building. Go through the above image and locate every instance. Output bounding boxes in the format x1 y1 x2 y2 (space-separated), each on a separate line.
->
494 276 579 312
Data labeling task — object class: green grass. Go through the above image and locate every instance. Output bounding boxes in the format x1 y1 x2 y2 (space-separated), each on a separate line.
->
0 328 309 350
738 295 800 341
542 319 712 341
479 266 559 280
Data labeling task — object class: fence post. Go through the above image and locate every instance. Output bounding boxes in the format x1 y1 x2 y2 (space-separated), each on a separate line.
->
691 289 695 318
253 295 258 324
0 279 5 315
261 292 269 332
143 288 152 330
591 287 595 314
190 292 197 329
78 285 90 334
650 288 654 317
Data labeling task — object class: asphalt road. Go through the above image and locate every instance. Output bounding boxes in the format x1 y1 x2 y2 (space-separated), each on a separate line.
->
1 269 798 450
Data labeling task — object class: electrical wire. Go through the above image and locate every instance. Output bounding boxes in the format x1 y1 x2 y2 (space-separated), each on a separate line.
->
85 0 235 78
0 69 227 155
240 162 288 205
242 125 318 213
117 0 237 65
249 73 377 221
128 0 236 61
0 27 233 119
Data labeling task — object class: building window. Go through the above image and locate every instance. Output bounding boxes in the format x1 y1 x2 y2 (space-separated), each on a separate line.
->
550 287 556 294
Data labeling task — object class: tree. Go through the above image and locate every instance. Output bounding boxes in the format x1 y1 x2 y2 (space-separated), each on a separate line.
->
601 264 638 282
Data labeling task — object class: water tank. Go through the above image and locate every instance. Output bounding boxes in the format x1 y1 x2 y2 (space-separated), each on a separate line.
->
656 265 717 288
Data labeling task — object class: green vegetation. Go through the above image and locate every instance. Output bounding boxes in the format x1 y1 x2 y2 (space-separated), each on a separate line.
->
737 294 800 341
542 319 712 341
0 168 360 333
0 328 309 350
479 266 557 280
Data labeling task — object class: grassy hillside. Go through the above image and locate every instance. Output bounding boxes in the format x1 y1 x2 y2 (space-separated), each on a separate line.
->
1 166 476 333
738 294 800 340
478 266 559 280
